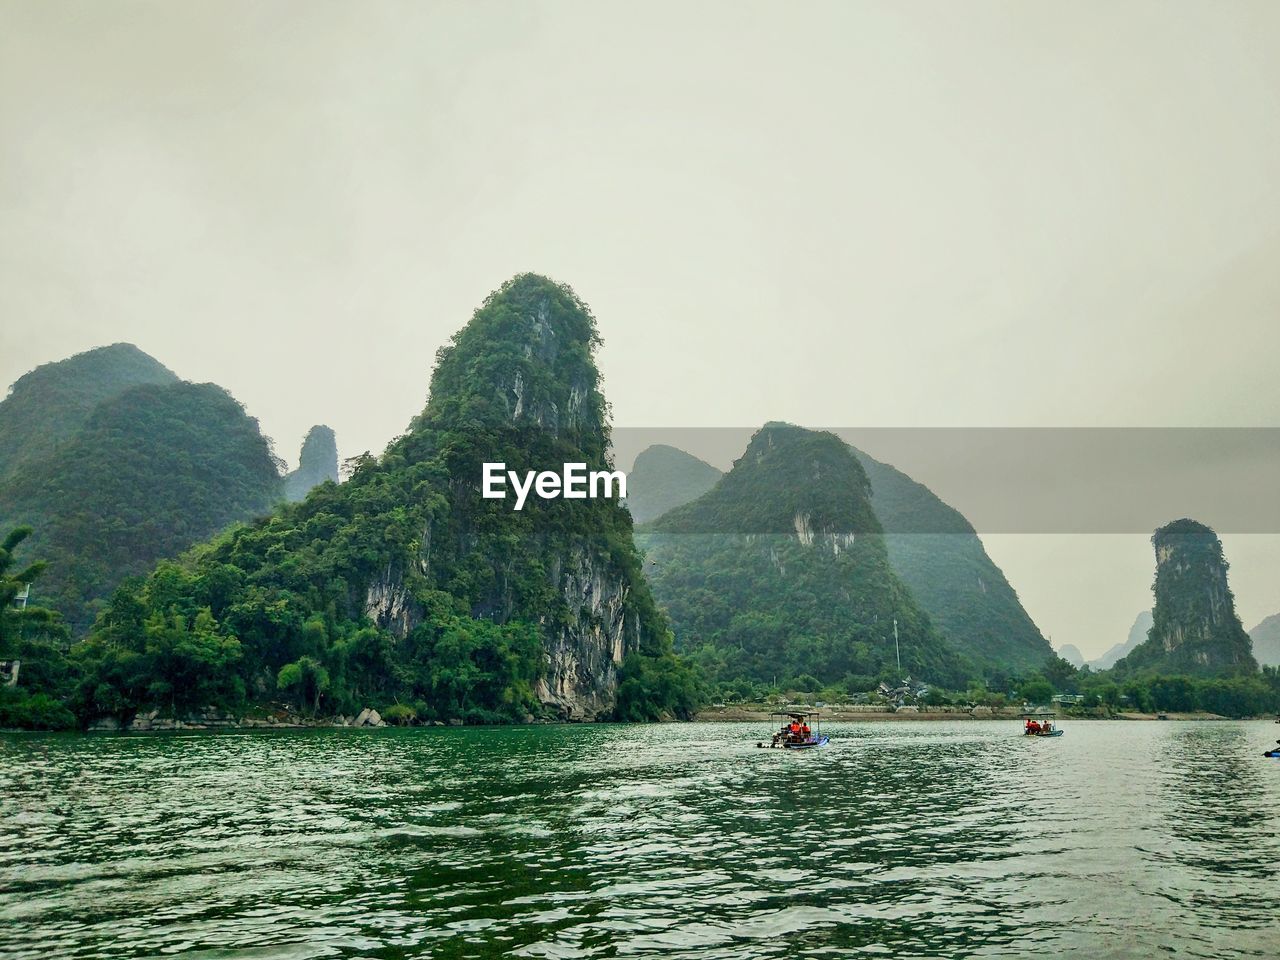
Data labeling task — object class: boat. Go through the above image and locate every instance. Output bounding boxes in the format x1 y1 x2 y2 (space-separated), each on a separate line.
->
1265 740 1280 758
758 711 829 749
1022 715 1063 738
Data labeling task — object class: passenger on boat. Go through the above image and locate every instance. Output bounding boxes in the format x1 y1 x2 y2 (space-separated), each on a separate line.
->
800 723 811 740
1026 719 1041 734
789 720 801 740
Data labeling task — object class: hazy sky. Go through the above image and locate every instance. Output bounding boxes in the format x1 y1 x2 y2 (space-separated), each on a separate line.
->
4 1 1279 657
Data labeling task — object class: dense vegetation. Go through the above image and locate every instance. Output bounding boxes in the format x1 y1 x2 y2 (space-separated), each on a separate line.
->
3 275 697 730
851 449 1053 675
624 445 722 524
957 653 1280 720
1114 519 1256 677
0 527 76 730
0 381 284 630
0 343 176 483
639 423 972 696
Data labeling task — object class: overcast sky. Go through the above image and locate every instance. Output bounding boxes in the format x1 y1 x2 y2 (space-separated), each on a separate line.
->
4 1 1279 658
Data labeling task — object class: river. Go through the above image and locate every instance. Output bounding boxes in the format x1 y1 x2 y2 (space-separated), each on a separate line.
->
2 720 1278 959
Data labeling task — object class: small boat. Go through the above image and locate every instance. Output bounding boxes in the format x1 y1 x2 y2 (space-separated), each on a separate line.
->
758 710 829 749
1022 715 1063 737
1265 740 1280 758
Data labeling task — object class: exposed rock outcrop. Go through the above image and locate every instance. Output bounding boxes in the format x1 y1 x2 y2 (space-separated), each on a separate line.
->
1115 519 1256 676
354 275 666 719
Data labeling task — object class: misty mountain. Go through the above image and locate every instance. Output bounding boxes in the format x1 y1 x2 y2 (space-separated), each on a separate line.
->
1248 613 1280 667
283 425 339 501
624 445 722 524
1057 644 1085 669
0 343 177 483
1092 611 1152 671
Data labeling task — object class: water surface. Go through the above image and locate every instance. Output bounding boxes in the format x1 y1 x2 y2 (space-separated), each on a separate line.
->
2 720 1278 958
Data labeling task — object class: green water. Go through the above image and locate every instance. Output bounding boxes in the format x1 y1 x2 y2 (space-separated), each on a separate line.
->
2 721 1278 959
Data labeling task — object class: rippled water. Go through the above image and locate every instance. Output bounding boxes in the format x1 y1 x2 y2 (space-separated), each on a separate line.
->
2 721 1279 959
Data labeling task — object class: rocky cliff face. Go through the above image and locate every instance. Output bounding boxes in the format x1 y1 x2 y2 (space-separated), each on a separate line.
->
283 425 339 501
364 274 664 718
1115 519 1256 676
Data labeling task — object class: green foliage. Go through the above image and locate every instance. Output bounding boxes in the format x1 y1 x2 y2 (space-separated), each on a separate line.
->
613 651 703 721
1042 655 1080 692
0 343 176 484
1019 677 1055 705
277 655 330 713
1074 664 1280 717
0 527 76 729
382 703 417 725
0 687 76 730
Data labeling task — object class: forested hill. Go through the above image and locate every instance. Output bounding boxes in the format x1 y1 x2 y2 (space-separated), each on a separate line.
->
639 423 970 692
851 448 1053 676
624 437 1052 678
624 445 722 524
1114 519 1256 677
68 274 690 727
0 380 283 630
0 343 176 482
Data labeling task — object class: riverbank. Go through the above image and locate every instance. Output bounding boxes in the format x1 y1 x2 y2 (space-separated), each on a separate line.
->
692 705 1244 722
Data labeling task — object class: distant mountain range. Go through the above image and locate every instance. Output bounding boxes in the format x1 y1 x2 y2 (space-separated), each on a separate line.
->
1091 611 1152 671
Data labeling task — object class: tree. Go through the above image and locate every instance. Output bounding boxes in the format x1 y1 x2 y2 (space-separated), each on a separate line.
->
277 655 330 713
0 527 50 651
1019 677 1055 706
